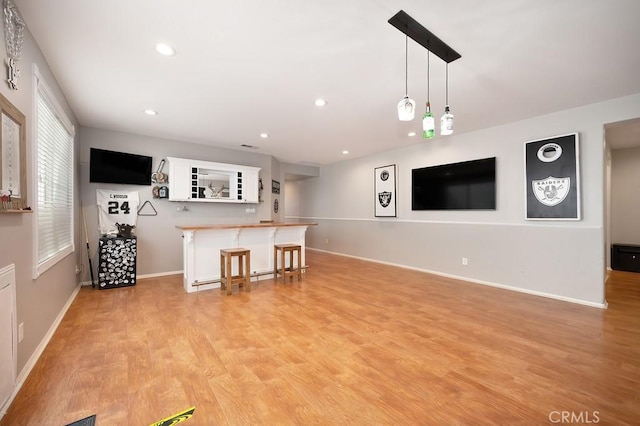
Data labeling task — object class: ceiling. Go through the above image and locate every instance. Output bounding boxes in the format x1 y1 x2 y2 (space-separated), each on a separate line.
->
13 0 640 165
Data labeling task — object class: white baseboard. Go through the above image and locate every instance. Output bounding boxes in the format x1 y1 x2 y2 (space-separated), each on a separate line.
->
138 270 183 279
308 248 608 309
80 270 183 287
0 283 82 420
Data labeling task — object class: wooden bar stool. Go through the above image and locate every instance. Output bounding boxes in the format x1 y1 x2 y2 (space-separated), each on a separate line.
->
220 248 251 295
273 243 302 283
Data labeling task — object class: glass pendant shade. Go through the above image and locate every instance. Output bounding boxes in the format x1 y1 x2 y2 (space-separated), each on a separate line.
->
397 33 415 121
422 102 435 138
440 105 454 135
422 50 435 139
440 62 454 135
397 96 416 121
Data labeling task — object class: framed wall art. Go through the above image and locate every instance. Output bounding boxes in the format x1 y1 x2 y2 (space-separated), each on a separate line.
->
524 133 580 220
0 91 26 211
272 179 280 194
374 164 397 217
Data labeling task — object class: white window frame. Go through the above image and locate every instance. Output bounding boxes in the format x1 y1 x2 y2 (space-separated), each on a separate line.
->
32 64 76 278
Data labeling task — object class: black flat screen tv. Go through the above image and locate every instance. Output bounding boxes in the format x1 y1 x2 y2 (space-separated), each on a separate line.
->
90 148 152 185
412 157 496 210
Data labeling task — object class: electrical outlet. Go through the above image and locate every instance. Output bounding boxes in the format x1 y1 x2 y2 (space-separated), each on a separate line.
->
462 257 468 266
75 264 82 275
18 322 24 343
325 238 329 244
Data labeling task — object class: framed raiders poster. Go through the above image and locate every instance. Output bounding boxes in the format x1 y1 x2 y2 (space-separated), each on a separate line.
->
374 164 397 217
525 133 580 220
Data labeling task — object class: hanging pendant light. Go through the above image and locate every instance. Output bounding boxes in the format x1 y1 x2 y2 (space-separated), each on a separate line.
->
440 62 454 135
397 33 415 121
422 50 435 138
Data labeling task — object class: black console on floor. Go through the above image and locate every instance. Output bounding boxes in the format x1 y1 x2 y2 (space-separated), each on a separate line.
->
611 244 640 273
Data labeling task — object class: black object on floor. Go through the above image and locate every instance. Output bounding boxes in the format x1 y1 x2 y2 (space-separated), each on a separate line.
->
612 244 640 273
66 414 96 426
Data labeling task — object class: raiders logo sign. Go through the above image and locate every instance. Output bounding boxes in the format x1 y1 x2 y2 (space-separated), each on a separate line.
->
378 191 392 208
374 164 396 217
525 133 580 220
532 177 570 206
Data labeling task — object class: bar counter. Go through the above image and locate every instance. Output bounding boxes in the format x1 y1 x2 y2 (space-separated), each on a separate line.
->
176 222 316 293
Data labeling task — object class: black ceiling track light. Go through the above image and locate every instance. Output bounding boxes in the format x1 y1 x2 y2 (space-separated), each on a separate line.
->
388 10 461 63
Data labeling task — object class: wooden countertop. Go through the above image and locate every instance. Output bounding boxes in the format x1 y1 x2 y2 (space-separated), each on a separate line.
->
176 222 317 231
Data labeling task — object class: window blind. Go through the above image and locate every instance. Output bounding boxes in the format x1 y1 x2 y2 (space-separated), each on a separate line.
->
35 77 74 276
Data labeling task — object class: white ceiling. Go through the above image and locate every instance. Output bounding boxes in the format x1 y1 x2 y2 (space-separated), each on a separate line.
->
13 0 640 165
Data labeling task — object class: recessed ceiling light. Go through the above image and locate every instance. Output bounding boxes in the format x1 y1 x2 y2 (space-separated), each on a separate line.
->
260 133 269 138
144 109 158 116
315 99 327 107
155 43 176 56
342 150 349 155
408 132 416 137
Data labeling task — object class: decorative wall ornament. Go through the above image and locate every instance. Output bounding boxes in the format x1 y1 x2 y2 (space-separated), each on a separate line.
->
272 179 280 194
2 0 25 90
525 133 580 220
374 164 397 217
137 200 158 216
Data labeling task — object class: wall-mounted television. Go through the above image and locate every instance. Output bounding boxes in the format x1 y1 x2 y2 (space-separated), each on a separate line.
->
412 157 496 210
90 148 152 185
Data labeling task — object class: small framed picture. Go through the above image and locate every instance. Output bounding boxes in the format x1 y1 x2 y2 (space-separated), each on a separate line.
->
0 92 26 210
272 179 280 194
374 164 397 217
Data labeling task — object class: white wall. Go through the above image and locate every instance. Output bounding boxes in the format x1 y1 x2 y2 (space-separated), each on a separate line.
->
611 146 640 245
604 143 612 269
295 93 640 306
284 181 301 217
270 156 283 222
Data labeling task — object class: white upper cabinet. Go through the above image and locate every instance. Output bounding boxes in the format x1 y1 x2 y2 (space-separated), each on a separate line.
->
241 168 260 205
167 157 261 203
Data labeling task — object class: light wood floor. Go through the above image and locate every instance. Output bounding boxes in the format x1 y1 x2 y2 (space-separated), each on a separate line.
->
2 251 639 425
